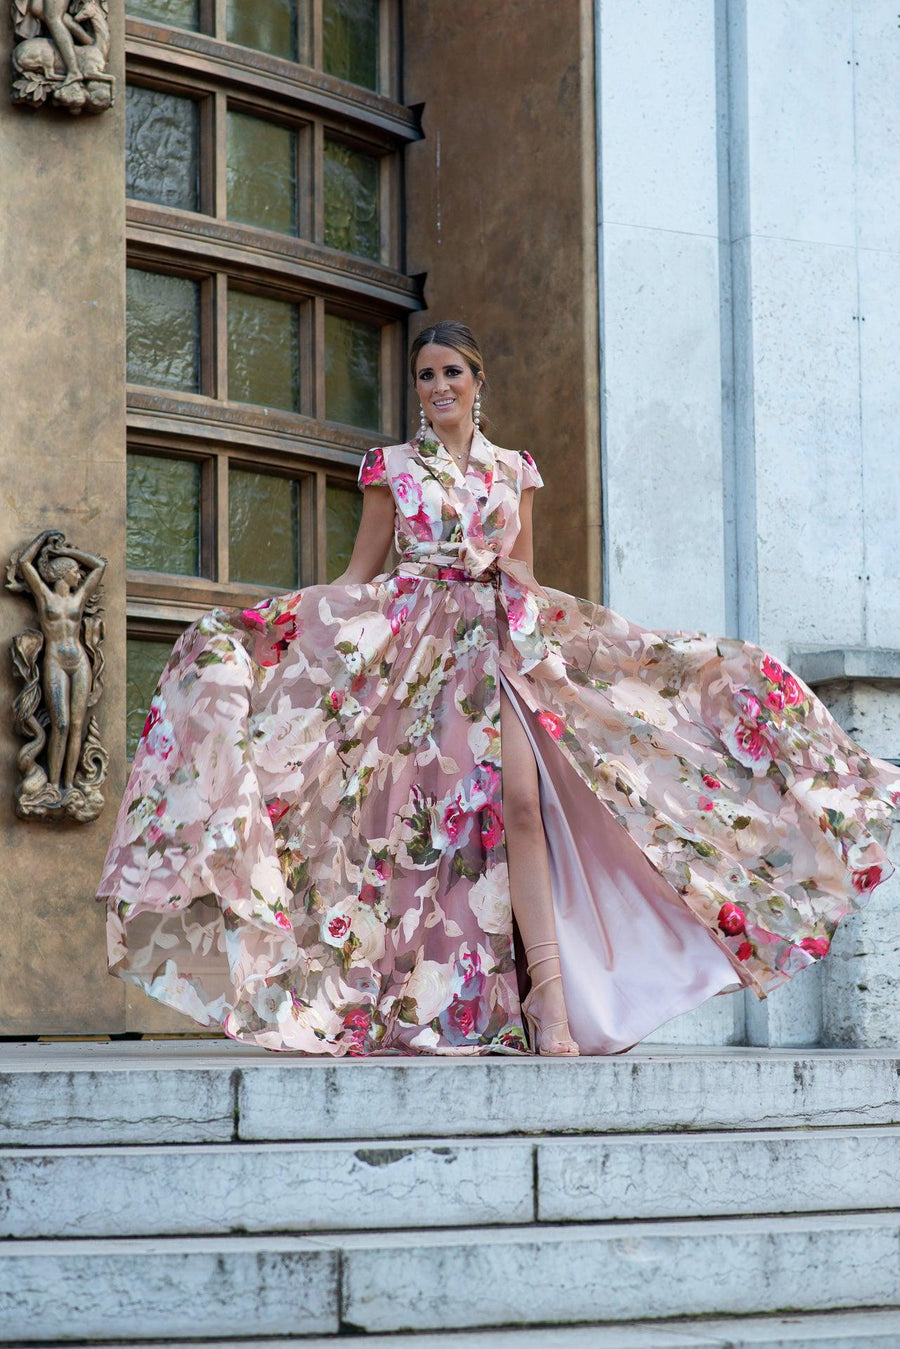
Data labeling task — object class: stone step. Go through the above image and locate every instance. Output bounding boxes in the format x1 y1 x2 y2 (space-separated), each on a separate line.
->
50 1310 900 1349
2 1041 898 1145
2 1125 898 1237
1 1213 898 1341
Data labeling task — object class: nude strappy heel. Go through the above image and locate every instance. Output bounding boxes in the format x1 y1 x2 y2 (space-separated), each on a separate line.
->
522 939 580 1056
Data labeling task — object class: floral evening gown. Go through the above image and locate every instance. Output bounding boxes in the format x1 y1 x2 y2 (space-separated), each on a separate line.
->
97 427 900 1055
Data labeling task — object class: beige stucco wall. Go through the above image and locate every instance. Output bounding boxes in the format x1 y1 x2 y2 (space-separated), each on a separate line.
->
403 0 602 602
0 11 129 1033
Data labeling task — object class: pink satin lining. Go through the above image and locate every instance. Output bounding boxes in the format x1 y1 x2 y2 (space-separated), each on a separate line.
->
500 670 747 1053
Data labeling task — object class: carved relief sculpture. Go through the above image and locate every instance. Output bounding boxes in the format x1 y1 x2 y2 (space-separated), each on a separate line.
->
11 0 114 113
6 530 109 821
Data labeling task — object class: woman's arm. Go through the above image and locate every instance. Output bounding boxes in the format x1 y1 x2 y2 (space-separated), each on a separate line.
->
508 486 536 573
330 485 396 584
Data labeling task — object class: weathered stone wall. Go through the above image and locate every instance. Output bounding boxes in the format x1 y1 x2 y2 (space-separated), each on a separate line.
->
0 10 127 1032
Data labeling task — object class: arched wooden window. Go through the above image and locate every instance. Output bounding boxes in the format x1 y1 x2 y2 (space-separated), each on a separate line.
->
123 0 421 754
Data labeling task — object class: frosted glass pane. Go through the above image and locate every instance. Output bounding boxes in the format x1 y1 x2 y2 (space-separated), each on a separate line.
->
127 454 201 576
324 138 379 260
126 638 176 759
227 110 296 235
227 0 297 59
228 290 299 411
325 312 380 429
326 481 363 581
126 0 199 29
126 267 200 392
322 0 377 90
229 468 299 589
126 84 199 211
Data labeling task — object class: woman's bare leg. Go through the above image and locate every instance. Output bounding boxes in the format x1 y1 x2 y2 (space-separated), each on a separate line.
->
499 683 578 1053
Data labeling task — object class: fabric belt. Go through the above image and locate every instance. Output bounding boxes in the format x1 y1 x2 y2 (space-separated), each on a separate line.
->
393 543 552 673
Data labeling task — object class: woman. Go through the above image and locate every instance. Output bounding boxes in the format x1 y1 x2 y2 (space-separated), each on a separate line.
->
97 320 900 1058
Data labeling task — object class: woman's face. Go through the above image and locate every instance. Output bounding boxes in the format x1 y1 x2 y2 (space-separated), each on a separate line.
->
414 342 482 437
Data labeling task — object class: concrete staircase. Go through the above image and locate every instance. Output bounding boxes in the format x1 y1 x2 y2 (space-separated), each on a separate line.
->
1 1040 899 1347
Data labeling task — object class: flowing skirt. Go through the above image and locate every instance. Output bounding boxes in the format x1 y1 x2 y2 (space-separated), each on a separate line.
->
97 565 900 1055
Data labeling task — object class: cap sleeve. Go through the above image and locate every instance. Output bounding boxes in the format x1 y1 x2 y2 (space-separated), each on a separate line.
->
519 450 544 491
357 446 389 491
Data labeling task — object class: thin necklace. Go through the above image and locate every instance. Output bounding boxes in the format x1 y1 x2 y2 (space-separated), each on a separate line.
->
443 428 475 474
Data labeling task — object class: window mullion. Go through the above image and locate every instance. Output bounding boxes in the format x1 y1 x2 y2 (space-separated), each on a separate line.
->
216 452 230 584
213 89 228 220
214 271 228 401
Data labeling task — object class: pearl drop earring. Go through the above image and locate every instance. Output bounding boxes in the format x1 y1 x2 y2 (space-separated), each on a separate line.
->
473 390 482 431
419 403 427 436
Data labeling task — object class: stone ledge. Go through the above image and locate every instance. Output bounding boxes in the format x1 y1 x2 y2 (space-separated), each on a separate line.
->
4 1215 898 1338
42 1308 900 1349
788 646 900 684
2 1125 898 1238
3 1044 900 1144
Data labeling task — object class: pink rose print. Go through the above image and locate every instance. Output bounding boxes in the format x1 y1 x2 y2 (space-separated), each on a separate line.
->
141 702 161 740
735 688 762 720
782 673 805 706
727 715 776 767
799 936 830 958
718 902 747 936
359 448 386 486
328 690 345 713
154 799 167 817
141 699 175 760
702 774 721 790
447 996 477 1037
343 1008 371 1032
146 823 163 845
698 795 714 812
852 865 883 893
241 607 268 630
766 688 786 711
443 796 467 843
328 913 351 940
394 472 423 510
267 799 289 825
390 605 409 635
761 654 784 683
394 576 420 596
408 507 434 540
358 884 379 905
274 911 292 930
538 711 566 740
736 940 753 961
481 803 503 849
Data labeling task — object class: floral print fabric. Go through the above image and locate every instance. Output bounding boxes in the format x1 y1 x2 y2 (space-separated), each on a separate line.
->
97 426 900 1055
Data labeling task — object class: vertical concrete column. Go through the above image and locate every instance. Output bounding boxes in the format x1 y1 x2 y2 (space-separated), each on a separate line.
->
0 16 127 1031
724 0 900 1046
594 0 730 637
594 0 741 1045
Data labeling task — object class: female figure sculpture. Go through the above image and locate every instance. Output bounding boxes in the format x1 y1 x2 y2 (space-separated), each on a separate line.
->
6 529 108 821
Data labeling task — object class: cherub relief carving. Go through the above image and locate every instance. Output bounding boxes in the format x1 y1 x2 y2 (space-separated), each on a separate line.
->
6 530 109 822
11 0 115 113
